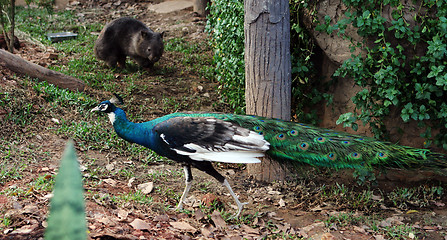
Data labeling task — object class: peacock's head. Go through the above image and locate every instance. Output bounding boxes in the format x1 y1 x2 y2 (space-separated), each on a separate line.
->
91 100 115 113
91 94 124 114
91 95 124 125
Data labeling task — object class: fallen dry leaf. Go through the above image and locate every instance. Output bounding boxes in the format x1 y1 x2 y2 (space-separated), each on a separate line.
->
374 235 386 240
90 232 139 240
268 190 281 195
97 217 115 226
23 204 39 214
353 225 366 233
310 205 323 212
406 210 418 214
299 222 325 236
240 224 260 235
117 209 129 222
137 182 153 194
103 178 117 186
153 214 169 222
422 225 438 231
106 163 114 171
321 232 336 240
202 193 222 207
127 177 135 187
11 224 37 234
194 209 205 221
129 218 151 230
200 226 213 238
278 198 286 208
211 210 227 230
170 221 197 233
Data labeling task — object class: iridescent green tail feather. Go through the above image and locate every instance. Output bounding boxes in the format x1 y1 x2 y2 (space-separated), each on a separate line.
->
202 113 447 173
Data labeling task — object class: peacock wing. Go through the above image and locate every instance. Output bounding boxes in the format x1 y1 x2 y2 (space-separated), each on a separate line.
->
153 116 269 163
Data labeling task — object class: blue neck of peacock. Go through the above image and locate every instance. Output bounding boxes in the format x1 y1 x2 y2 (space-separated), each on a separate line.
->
108 108 155 147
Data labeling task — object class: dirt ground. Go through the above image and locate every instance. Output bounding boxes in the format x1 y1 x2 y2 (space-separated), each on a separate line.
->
1 1 447 240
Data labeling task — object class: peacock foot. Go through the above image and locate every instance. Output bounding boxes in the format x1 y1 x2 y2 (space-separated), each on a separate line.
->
228 201 248 219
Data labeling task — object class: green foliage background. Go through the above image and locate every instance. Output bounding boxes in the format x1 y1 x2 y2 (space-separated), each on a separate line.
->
206 0 246 113
207 0 447 149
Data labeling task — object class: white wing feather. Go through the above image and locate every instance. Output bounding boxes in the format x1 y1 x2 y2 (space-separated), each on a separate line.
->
172 130 269 164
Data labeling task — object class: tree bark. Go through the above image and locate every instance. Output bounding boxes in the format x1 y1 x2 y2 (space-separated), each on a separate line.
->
0 49 85 92
193 0 209 17
9 0 15 53
244 0 292 181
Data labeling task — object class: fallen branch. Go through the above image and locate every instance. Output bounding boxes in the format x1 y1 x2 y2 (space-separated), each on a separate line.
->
0 49 85 92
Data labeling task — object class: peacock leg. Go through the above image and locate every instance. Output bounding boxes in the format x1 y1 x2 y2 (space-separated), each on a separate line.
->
192 161 247 218
176 165 193 210
223 179 248 219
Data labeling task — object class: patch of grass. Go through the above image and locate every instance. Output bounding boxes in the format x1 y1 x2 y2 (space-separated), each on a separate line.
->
0 153 27 181
155 186 181 206
1 173 54 197
15 8 78 41
158 95 205 113
0 216 12 231
263 233 306 240
147 168 183 182
383 224 420 240
165 37 214 79
325 213 420 239
113 190 154 205
55 120 112 150
197 181 213 193
32 174 55 192
165 37 208 54
318 183 382 212
0 91 36 127
325 212 364 228
0 141 50 182
31 81 96 113
388 185 444 209
235 211 261 226
115 167 136 179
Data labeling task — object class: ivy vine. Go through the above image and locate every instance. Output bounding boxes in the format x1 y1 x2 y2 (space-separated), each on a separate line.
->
318 0 447 149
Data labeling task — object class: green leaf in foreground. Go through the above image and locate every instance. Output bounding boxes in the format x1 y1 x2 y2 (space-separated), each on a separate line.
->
45 140 86 240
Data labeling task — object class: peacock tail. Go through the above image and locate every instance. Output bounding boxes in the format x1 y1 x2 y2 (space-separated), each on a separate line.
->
164 112 447 172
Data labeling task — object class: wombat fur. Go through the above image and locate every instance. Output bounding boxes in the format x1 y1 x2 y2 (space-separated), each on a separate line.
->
94 17 164 68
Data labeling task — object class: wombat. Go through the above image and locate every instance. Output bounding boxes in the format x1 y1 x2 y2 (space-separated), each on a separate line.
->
94 17 164 68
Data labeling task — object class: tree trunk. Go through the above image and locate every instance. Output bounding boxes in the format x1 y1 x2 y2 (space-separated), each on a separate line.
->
193 0 209 17
0 49 85 92
8 0 15 53
244 0 292 181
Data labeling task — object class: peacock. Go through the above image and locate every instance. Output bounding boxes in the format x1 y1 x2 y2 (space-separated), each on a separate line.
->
91 96 447 217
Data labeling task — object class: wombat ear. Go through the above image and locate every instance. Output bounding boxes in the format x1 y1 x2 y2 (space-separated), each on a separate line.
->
160 31 165 39
141 31 152 38
140 30 150 38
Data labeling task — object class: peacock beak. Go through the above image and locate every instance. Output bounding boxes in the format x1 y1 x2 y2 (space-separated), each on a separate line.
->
91 106 101 112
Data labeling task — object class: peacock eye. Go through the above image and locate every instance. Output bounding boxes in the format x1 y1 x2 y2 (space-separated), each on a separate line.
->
100 104 108 111
276 133 285 140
